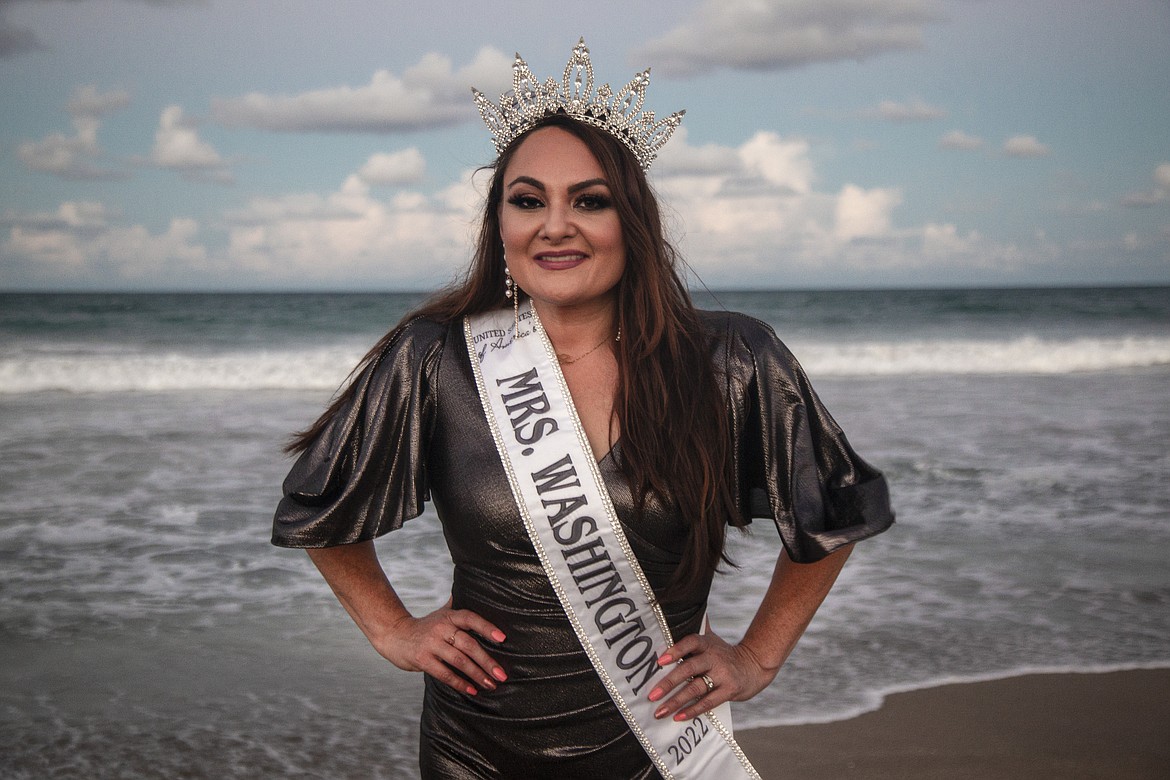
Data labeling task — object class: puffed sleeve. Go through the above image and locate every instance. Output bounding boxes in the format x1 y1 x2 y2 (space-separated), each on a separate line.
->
726 314 894 562
271 318 445 548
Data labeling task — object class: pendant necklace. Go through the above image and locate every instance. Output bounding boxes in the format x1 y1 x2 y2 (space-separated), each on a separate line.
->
557 327 622 365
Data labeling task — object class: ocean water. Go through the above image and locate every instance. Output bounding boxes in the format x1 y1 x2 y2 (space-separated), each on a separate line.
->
1 287 1168 778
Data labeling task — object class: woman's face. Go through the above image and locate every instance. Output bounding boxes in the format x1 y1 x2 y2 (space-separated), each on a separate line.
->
498 126 626 316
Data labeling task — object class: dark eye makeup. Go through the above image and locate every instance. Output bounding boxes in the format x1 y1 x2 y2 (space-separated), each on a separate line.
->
506 193 543 210
504 191 612 211
574 193 612 210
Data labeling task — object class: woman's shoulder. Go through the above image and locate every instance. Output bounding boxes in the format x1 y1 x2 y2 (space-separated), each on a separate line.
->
386 314 452 346
356 315 460 393
373 315 455 359
697 309 776 337
696 309 794 358
695 309 809 396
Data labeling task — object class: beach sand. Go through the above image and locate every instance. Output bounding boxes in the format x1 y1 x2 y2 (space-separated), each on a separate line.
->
737 668 1169 779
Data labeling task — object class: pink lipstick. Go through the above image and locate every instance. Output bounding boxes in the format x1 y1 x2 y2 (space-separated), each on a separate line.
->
533 250 587 270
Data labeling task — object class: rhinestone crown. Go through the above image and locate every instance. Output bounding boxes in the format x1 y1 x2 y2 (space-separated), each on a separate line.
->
471 38 684 170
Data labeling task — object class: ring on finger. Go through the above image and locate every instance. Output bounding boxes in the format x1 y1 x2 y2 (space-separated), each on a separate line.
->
700 674 715 692
446 630 459 645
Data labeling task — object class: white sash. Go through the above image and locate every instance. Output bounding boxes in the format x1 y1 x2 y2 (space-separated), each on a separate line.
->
465 300 759 780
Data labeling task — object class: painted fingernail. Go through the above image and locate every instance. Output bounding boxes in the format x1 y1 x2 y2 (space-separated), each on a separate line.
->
482 677 495 689
492 667 508 682
657 654 672 665
465 685 477 696
673 712 689 722
491 630 506 642
648 687 662 702
654 706 668 719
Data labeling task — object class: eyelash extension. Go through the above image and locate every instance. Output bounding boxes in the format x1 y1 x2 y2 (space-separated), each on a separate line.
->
504 193 612 210
506 194 543 209
576 194 612 209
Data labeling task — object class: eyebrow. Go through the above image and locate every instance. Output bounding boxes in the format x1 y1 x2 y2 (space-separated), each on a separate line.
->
505 176 610 194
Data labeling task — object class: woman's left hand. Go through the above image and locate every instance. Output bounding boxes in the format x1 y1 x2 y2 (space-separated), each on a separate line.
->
647 629 778 721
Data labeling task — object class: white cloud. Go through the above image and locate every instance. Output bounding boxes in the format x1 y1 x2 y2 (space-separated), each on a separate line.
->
638 0 939 76
222 193 362 227
647 130 1055 284
739 132 815 194
1002 134 1050 158
654 133 898 279
17 85 130 180
2 202 207 284
863 99 946 122
18 133 105 178
221 168 486 288
4 156 488 288
0 201 119 233
94 218 208 278
1155 163 1170 190
67 84 131 118
834 184 902 242
1121 191 1166 208
918 222 1033 269
212 47 512 133
1120 161 1170 208
653 127 741 176
148 105 234 183
357 148 426 186
938 130 984 151
921 222 975 256
3 123 1076 289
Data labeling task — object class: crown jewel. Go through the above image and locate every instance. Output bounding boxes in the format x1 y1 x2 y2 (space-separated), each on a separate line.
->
471 38 684 170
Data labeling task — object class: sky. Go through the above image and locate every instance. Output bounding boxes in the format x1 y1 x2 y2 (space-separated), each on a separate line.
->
0 0 1167 291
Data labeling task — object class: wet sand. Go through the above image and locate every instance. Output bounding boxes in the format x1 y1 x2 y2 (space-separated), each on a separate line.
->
737 668 1169 779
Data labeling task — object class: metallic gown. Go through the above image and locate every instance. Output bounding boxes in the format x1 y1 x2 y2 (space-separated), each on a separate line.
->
273 311 894 778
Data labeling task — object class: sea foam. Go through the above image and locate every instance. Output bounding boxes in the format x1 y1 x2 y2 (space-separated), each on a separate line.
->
797 335 1170 376
2 335 1167 393
0 347 366 393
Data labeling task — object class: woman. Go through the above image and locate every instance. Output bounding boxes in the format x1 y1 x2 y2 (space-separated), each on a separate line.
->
273 40 893 779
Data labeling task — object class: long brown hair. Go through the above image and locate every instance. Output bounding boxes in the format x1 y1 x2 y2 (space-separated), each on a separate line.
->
290 114 740 598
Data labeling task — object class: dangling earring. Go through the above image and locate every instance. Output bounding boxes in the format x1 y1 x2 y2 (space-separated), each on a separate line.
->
505 264 520 333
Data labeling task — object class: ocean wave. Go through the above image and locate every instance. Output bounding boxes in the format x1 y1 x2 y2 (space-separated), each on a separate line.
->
796 335 1170 376
0 347 367 393
1 335 1168 393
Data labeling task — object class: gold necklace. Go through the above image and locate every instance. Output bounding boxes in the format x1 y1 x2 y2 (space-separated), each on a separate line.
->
556 327 621 365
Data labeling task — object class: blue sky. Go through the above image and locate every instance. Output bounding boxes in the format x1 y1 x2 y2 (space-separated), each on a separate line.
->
1 0 1167 290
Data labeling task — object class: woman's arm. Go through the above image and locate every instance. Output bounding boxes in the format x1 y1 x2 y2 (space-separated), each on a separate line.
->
306 541 509 695
647 544 853 721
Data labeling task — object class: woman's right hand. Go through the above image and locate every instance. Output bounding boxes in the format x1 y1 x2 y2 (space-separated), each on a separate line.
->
305 544 508 696
374 599 509 696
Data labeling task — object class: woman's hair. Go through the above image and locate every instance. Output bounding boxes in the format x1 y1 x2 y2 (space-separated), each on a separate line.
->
290 114 741 599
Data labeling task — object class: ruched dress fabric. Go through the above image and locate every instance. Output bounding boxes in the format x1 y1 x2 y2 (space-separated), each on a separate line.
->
272 311 894 779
